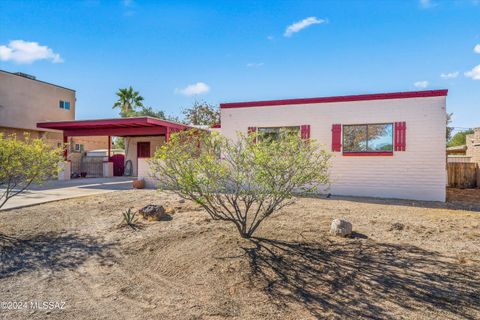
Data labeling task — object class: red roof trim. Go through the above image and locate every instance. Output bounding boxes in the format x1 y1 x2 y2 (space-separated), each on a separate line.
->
211 123 221 128
220 90 448 109
37 117 191 131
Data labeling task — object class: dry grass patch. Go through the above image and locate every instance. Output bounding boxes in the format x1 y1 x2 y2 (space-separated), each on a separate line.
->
0 189 479 319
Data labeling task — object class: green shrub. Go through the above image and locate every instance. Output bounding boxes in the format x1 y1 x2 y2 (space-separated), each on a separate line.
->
0 133 63 209
150 130 331 238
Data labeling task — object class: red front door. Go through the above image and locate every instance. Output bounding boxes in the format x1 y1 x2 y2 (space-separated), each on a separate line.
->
137 142 151 158
110 154 125 176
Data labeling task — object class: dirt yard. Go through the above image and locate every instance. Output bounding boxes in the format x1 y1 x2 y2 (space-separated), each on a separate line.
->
1 189 479 319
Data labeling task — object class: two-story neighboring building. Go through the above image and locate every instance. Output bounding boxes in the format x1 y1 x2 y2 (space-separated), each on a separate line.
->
466 128 480 164
0 69 107 151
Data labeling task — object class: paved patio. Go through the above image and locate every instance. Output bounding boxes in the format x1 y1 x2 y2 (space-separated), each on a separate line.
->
0 177 135 211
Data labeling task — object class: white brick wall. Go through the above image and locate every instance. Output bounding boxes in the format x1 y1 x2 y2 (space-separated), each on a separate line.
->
220 96 447 201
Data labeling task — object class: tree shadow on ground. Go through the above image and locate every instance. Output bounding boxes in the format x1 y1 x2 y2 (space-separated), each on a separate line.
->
0 232 116 279
242 237 480 319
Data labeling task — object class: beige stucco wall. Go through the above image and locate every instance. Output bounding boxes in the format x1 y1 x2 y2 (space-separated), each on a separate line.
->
0 70 75 130
0 70 76 147
466 128 480 164
0 125 64 147
125 136 166 176
220 96 447 201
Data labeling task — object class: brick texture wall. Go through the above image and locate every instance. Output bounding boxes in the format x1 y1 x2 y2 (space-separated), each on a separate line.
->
220 95 447 201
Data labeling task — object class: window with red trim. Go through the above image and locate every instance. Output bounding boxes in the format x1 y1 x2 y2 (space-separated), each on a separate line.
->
257 126 300 142
343 123 393 154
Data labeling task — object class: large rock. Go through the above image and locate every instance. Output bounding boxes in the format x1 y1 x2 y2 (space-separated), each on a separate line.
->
330 219 352 237
139 205 166 221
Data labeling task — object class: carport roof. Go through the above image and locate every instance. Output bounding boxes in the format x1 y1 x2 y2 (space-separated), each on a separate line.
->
37 117 192 137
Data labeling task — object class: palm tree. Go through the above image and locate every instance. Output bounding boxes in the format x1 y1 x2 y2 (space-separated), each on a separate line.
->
113 86 144 117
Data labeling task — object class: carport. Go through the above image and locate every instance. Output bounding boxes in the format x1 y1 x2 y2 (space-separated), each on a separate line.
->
37 117 191 180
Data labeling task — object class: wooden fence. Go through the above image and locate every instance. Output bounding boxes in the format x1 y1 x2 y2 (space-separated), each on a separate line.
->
447 163 478 188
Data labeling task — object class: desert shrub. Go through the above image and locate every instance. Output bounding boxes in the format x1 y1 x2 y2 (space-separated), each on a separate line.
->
122 208 138 229
150 130 330 238
0 134 63 209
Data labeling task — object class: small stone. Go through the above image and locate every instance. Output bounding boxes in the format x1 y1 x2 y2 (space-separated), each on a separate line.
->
139 205 166 221
330 219 352 237
389 222 405 231
165 207 175 215
178 199 186 204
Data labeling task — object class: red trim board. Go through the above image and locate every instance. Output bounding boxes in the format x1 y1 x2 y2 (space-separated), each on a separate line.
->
220 90 448 109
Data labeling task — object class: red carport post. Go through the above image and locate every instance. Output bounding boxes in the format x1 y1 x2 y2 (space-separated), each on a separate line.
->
108 136 111 160
165 127 170 142
63 134 68 160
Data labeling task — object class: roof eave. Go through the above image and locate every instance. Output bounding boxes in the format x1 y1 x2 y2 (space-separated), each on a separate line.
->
220 89 448 109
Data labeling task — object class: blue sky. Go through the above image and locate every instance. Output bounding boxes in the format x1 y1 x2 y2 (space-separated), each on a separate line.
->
0 0 479 130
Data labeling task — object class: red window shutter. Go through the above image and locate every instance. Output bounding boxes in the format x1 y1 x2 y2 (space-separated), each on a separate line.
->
300 125 310 140
394 122 406 151
331 124 342 152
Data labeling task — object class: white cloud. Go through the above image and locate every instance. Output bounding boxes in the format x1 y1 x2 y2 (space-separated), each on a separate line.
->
0 40 63 64
246 62 264 68
440 71 459 79
267 35 274 40
465 65 480 80
175 82 210 96
284 17 327 37
414 81 429 88
419 0 437 8
474 44 480 54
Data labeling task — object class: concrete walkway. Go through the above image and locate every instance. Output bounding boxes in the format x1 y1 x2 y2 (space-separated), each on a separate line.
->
1 177 135 211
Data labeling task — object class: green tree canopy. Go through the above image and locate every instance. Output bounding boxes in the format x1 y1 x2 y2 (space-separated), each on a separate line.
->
113 86 144 117
182 100 220 126
448 129 474 147
0 134 63 209
446 113 454 143
129 106 166 119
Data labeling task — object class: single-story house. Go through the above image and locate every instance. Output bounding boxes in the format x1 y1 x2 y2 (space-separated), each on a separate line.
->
218 89 448 202
37 89 448 202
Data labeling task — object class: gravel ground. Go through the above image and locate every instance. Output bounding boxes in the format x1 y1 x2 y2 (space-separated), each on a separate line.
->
0 189 479 320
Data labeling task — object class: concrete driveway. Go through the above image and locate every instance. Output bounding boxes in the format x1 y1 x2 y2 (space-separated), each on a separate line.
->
0 177 135 211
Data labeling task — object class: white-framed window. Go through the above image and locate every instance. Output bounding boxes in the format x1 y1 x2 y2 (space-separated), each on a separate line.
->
74 143 84 152
343 123 393 153
257 126 300 142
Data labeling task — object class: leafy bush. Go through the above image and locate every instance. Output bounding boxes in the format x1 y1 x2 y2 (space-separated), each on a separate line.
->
150 130 330 238
0 134 63 209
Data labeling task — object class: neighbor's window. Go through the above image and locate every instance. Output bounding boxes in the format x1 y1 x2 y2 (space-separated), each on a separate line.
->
343 123 393 152
74 143 84 152
257 126 300 142
59 100 70 110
